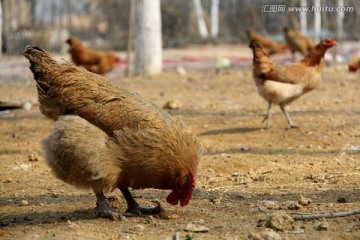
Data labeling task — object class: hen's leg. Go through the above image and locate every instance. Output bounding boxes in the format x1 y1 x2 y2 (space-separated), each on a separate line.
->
280 104 298 128
262 101 272 128
94 190 123 220
120 187 161 217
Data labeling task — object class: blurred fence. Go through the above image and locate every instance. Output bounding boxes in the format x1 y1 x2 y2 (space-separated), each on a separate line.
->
1 0 359 55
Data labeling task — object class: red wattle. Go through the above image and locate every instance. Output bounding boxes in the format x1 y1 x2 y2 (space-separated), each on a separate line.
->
166 190 179 205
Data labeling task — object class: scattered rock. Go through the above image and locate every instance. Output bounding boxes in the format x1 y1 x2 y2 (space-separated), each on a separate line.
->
314 221 329 231
248 228 282 240
28 152 39 162
163 100 181 110
241 146 250 151
21 200 29 206
14 163 31 171
177 66 187 76
23 101 33 110
265 212 295 231
344 145 360 152
4 178 12 183
210 194 222 205
12 133 19 138
288 202 302 210
133 224 145 232
298 195 312 206
184 223 210 233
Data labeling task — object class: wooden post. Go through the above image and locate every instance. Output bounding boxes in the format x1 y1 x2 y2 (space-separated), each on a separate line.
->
134 0 162 75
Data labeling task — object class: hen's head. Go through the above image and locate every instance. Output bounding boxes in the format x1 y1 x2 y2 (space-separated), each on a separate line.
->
66 37 83 48
166 171 195 207
320 38 338 49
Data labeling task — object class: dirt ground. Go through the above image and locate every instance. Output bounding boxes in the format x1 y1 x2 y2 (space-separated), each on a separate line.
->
1 46 360 240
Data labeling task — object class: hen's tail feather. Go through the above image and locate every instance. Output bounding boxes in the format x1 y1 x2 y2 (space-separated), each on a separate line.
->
24 45 65 120
23 45 61 92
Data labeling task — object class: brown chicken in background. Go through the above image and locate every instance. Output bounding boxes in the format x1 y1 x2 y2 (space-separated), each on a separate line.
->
283 27 315 60
23 46 201 220
246 30 287 55
66 37 123 75
249 38 337 128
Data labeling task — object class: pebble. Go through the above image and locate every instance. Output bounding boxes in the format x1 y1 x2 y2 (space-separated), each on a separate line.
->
288 202 302 210
28 152 39 162
133 224 145 232
265 212 295 231
298 195 312 206
23 101 33 110
163 100 181 110
248 228 282 240
314 221 329 231
177 66 187 76
21 200 29 206
184 223 210 233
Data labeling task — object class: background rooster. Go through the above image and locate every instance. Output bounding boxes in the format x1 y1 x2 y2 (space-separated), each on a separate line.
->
66 37 123 75
24 46 201 220
249 38 337 128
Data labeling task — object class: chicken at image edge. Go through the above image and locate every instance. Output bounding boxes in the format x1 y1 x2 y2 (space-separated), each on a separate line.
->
23 46 201 220
66 37 123 75
249 38 337 128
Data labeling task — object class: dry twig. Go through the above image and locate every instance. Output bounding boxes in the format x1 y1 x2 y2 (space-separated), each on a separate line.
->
293 209 360 221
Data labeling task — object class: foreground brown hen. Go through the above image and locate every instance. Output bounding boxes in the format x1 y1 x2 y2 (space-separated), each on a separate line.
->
24 46 201 220
250 38 337 128
66 37 122 75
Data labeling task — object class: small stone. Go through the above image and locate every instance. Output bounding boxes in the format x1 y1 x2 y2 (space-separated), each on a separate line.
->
21 200 29 206
177 66 187 76
288 202 302 210
248 228 282 240
28 152 39 162
12 133 19 138
184 223 210 233
23 102 32 110
265 212 295 231
163 100 181 110
337 197 347 203
314 221 329 231
298 195 312 206
133 224 145 232
4 178 12 183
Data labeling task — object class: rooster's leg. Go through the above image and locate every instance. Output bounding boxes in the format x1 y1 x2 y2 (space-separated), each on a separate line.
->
120 187 161 217
95 191 123 220
262 101 272 128
280 104 298 128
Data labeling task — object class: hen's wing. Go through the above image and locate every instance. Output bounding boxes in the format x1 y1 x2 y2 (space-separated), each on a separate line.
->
261 63 308 85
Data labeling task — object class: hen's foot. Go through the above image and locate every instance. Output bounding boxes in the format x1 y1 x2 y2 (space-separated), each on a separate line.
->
124 200 162 217
95 192 123 220
96 199 123 220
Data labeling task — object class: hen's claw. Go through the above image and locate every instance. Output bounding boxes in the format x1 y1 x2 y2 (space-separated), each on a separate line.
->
95 199 124 220
123 200 162 217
